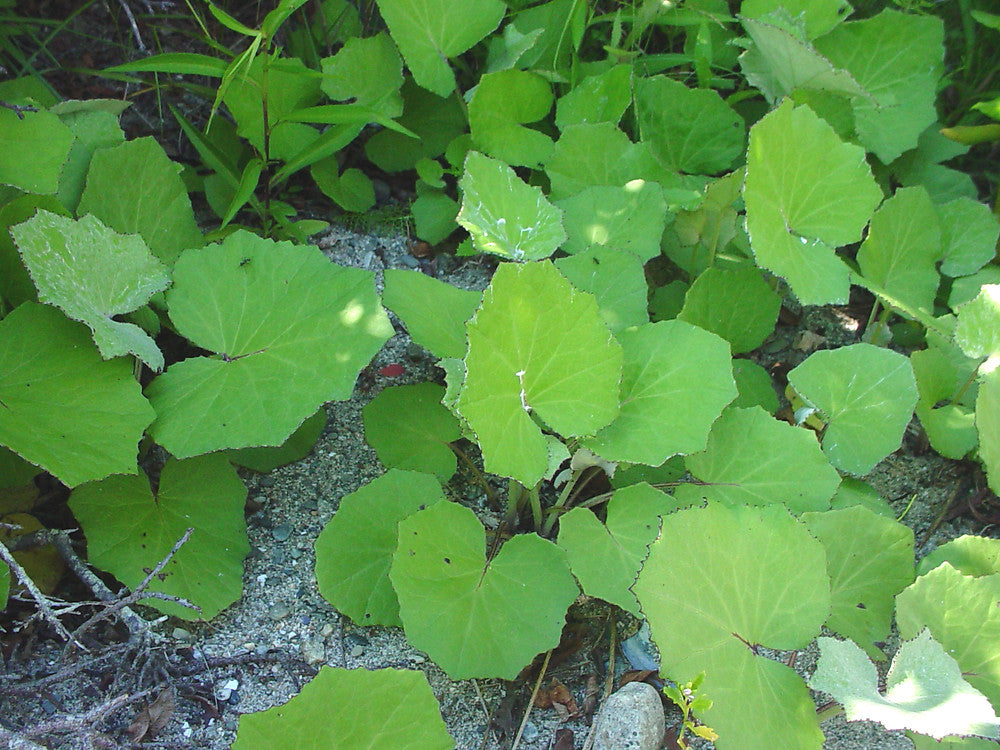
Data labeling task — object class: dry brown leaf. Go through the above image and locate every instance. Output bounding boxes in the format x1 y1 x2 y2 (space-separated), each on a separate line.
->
534 678 579 717
553 727 575 750
581 674 599 716
127 687 175 742
793 330 826 352
619 669 657 687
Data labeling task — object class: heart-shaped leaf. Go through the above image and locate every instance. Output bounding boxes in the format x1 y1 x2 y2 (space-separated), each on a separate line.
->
468 69 553 168
382 269 481 359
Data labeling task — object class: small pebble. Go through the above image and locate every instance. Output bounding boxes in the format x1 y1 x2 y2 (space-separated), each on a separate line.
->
268 603 291 621
289 547 302 559
40 698 57 716
520 721 538 741
270 549 286 564
350 644 364 658
301 635 326 665
216 678 239 702
321 623 334 637
271 523 293 541
227 690 241 706
254 645 269 657
300 614 311 625
172 627 192 642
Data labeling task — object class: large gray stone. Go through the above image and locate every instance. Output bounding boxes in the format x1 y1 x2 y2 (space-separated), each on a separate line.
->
592 681 666 750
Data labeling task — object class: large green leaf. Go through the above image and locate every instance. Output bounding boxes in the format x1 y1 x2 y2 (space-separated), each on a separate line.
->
675 406 839 512
635 75 744 175
77 137 204 265
816 10 944 163
896 564 1000 708
857 186 941 318
390 501 578 679
586 321 736 466
375 0 505 96
458 261 622 485
232 667 452 749
556 181 668 262
744 99 882 305
0 102 74 194
634 503 829 750
557 483 673 616
468 69 553 168
69 454 248 620
381 269 481 359
456 151 565 261
321 33 403 118
787 344 918 475
554 246 649 334
678 265 781 353
146 231 392 458
811 631 1000 740
0 303 154 487
802 505 914 658
314 469 445 628
545 123 656 201
363 383 461 480
11 211 169 370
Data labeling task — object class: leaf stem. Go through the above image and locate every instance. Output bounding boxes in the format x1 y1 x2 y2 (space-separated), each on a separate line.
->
449 442 500 509
512 649 551 750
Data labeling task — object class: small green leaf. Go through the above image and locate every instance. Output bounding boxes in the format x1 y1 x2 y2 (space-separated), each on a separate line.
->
634 503 829 750
0 303 154 487
411 185 459 244
787 344 918 475
382 269 481 359
458 261 622 485
557 483 674 615
955 284 1000 359
744 99 882 305
233 667 452 749
310 161 375 213
555 65 632 130
457 151 565 261
105 52 229 77
147 231 392 458
919 536 1000 578
363 383 461 480
69 454 248 620
545 123 650 200
54 106 125 213
556 181 668 262
802 505 914 658
587 321 736 466
740 0 851 39
375 0 505 97
77 137 204 265
227 408 326 473
314 470 445 627
12 211 169 370
912 347 978 460
936 198 1000 278
977 368 1000 495
635 75 745 175
0 102 74 194
468 69 553 168
391 501 578 679
676 406 840 513
321 33 403 117
732 359 779 412
678 265 781 354
831 477 895 517
554 246 649 333
811 632 1000 740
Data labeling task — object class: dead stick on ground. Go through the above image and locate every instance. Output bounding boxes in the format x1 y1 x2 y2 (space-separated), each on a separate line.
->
582 619 617 750
0 538 79 647
511 650 551 750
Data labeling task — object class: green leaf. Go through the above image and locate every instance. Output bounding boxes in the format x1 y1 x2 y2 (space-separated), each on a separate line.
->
678 265 781 354
363 383 461 480
635 75 744 175
310 161 375 213
978 367 1000 495
587 321 736 466
937 199 1000 278
0 303 154 487
11 211 169 371
744 100 882 305
54 105 125 213
912 347 978 460
233 666 452 749
227 408 326 472
801 505 914 659
0 102 74 194
831 477 895 517
105 52 229 77
857 186 941 318
468 69 553 168
391 501 578 679
740 0 851 38
146 231 393 458
320 32 403 117
382 269 481 359
816 10 945 163
952 267 1000 312
555 65 632 130
0 445 38 489
314 469 445 628
0 194 68 309
634 503 829 750
732 358 779 412
375 0 506 97
0 561 8 610
955 284 1000 359
556 181 668 262
554 246 649 334
557 483 674 616
77 137 204 265
69 454 248 620
787 344 918 475
919 536 1000 578
458 261 622 485
456 151 566 261
811 631 1000 740
675 406 839 512
411 185 459 244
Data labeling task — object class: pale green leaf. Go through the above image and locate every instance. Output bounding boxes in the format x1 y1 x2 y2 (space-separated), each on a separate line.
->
554 246 649 333
978 368 1000 495
314 470 445 628
69 454 248 620
912 347 978 460
411 185 459 244
556 181 668 262
679 265 781 353
555 65 632 130
311 161 375 212
468 69 553 168
740 0 851 38
321 33 403 117
0 194 68 310
831 477 895 517
919 536 1000 578
382 269 481 359
937 199 999 278
955 284 1000 359
391 501 578 679
12 211 169 370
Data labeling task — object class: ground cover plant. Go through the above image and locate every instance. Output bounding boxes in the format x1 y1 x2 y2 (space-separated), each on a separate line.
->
2 0 1000 747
